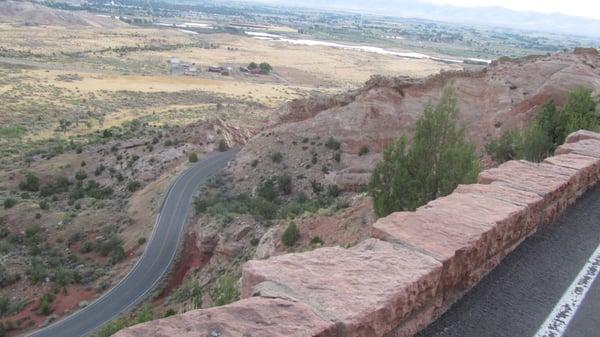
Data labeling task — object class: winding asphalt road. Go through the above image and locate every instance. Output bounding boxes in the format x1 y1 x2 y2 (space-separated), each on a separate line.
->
29 149 238 337
417 185 600 337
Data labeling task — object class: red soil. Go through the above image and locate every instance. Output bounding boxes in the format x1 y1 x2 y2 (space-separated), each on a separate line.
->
157 232 211 299
3 285 96 336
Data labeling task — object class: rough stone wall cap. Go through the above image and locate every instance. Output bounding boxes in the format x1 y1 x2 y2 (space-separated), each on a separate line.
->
564 130 600 143
241 239 442 337
114 297 338 337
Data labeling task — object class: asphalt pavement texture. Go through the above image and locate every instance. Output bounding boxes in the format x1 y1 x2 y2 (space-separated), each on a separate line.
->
29 149 238 337
417 185 600 337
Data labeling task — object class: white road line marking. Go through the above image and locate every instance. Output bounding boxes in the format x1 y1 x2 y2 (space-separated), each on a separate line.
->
534 243 600 337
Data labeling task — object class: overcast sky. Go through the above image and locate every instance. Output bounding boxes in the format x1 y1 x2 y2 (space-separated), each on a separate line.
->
426 0 600 20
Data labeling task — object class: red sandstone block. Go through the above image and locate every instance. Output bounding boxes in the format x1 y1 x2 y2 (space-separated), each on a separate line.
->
555 138 600 158
544 153 600 193
477 160 574 223
242 239 442 337
372 208 493 303
564 130 600 143
421 192 528 258
114 297 337 337
455 183 544 237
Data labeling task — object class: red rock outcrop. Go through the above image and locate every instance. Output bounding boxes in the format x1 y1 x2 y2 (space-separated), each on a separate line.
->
117 130 600 337
229 50 600 192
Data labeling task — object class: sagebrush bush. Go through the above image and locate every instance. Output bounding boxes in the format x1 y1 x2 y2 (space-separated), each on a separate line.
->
282 222 300 246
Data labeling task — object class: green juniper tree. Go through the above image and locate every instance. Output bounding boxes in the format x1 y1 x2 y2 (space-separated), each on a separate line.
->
486 87 598 163
369 84 480 218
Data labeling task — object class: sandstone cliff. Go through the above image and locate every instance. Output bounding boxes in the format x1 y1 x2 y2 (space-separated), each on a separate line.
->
229 49 600 192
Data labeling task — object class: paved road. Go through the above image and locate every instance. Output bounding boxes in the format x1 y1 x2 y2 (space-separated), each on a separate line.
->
417 185 600 337
29 149 238 337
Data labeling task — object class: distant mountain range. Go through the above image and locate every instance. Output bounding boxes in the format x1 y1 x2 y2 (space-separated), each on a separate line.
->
253 0 600 38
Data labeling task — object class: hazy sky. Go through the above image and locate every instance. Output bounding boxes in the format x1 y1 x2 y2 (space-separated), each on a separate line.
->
427 0 600 20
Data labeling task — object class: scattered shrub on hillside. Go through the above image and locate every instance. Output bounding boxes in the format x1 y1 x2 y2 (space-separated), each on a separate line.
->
191 283 203 309
325 137 341 150
560 87 598 140
358 146 370 156
0 294 9 316
270 152 283 163
282 222 300 246
3 198 16 209
218 139 229 152
188 152 199 163
127 181 142 192
247 197 278 219
0 264 20 288
259 62 273 75
94 164 106 176
94 305 156 337
94 318 130 337
26 259 48 284
51 268 77 288
485 129 521 163
327 184 340 198
486 89 598 163
19 173 39 192
310 236 324 246
257 178 278 202
369 85 480 218
333 152 341 162
75 169 88 181
309 153 317 165
277 174 293 195
250 159 259 167
193 196 214 214
39 200 49 210
210 274 239 307
39 293 54 316
310 179 323 194
80 240 94 253
40 176 71 197
138 237 147 245
520 122 554 162
96 234 125 265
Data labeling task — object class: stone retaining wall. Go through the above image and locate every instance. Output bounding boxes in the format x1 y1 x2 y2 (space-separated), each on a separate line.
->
116 130 600 337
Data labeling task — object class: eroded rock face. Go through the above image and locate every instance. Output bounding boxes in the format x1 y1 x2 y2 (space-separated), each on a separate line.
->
115 297 337 337
243 239 442 337
229 51 600 192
